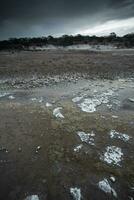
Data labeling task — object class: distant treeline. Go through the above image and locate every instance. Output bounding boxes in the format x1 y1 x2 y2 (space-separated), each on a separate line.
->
0 32 134 50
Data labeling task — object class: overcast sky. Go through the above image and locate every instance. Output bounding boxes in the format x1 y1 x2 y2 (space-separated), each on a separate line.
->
0 0 134 40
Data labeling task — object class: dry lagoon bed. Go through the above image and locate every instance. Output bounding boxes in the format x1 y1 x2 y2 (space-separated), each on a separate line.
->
0 49 134 200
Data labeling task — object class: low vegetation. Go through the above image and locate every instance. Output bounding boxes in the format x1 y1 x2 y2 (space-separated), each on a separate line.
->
0 32 134 50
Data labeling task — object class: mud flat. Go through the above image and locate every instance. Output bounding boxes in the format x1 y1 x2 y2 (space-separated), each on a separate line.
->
0 50 134 200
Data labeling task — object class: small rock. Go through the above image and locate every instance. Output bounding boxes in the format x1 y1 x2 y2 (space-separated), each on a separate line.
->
110 176 116 183
37 146 41 150
8 95 15 100
36 146 41 153
0 147 8 152
24 195 39 200
112 115 118 119
70 187 81 200
46 102 52 107
98 178 117 198
74 144 83 152
128 197 134 200
31 98 37 101
42 179 47 184
39 97 43 103
53 107 64 119
18 147 22 152
128 98 134 102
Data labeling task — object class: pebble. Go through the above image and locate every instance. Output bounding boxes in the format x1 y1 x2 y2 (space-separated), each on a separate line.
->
8 95 15 100
18 147 22 152
24 195 39 200
110 176 116 183
128 98 134 102
36 146 41 153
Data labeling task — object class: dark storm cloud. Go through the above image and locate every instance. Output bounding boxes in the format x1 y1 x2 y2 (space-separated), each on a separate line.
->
0 0 134 39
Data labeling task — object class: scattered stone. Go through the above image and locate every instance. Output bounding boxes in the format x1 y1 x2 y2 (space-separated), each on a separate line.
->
100 146 123 166
42 179 47 184
46 102 52 107
119 87 125 89
24 195 39 200
0 147 8 152
77 131 95 145
93 89 98 93
98 178 117 198
38 97 43 103
70 187 81 200
112 115 118 119
18 147 22 152
128 196 133 200
37 146 41 150
31 98 37 101
0 92 10 98
0 160 9 163
110 176 116 183
36 146 41 153
109 130 131 142
53 107 64 119
101 115 106 119
8 95 15 100
78 98 100 113
74 144 83 152
77 89 114 113
107 104 112 109
128 98 134 102
72 96 83 103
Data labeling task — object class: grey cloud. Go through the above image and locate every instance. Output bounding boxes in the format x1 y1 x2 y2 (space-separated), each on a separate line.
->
0 0 134 39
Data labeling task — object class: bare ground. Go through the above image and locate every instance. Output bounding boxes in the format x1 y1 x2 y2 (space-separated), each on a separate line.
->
0 50 134 79
0 50 134 200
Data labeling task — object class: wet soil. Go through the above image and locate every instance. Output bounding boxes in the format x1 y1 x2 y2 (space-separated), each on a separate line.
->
0 50 133 200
